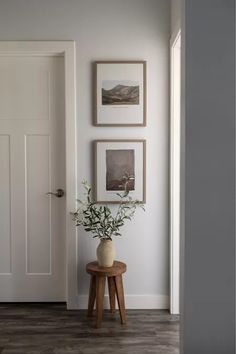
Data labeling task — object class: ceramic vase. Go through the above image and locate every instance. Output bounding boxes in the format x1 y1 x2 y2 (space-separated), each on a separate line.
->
96 239 115 267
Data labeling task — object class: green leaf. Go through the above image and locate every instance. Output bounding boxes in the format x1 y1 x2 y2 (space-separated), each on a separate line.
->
75 180 145 240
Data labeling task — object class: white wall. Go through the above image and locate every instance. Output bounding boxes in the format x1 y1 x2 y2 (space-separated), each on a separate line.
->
0 0 170 308
171 0 181 36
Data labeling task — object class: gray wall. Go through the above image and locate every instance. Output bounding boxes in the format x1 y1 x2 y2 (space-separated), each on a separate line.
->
0 0 171 308
182 0 235 353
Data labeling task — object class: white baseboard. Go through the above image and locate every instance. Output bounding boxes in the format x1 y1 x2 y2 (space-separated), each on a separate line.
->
124 295 169 309
70 294 169 310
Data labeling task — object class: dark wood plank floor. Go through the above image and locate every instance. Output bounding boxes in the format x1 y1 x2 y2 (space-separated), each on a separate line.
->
0 303 179 354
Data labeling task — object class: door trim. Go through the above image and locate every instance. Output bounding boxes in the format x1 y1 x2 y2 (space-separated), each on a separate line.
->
0 41 77 309
170 31 181 315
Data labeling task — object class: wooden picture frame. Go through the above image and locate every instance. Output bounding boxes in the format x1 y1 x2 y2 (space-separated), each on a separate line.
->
94 61 147 126
94 139 146 203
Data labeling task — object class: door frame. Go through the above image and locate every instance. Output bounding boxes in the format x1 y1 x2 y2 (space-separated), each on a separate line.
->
170 30 181 314
0 41 77 309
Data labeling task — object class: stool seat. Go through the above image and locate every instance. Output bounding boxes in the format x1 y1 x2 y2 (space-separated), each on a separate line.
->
86 261 126 277
86 260 127 328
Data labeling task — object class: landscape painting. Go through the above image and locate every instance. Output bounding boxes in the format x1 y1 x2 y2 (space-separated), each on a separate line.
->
95 140 146 203
106 149 135 191
94 61 146 126
102 80 139 105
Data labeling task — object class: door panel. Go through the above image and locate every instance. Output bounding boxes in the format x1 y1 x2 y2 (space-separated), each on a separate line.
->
25 135 51 274
0 57 50 120
0 56 66 301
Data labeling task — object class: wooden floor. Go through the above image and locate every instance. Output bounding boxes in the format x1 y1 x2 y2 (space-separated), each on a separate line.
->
0 303 179 354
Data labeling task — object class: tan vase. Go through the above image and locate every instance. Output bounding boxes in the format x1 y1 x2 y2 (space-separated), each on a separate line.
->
96 239 115 267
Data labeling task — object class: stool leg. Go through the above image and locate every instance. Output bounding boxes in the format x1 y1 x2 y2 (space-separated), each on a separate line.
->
108 276 116 314
114 275 126 325
88 275 96 317
96 276 106 328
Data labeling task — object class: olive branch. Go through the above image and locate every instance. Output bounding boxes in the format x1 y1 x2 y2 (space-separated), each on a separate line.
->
73 178 144 241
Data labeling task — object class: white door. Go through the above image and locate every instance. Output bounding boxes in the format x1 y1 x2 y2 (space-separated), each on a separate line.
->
0 55 66 301
170 31 181 314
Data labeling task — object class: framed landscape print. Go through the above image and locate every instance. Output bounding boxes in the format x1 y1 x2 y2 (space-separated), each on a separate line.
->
94 61 147 126
94 140 146 203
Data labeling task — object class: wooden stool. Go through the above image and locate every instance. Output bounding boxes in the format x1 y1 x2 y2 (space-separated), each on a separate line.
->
86 261 126 328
